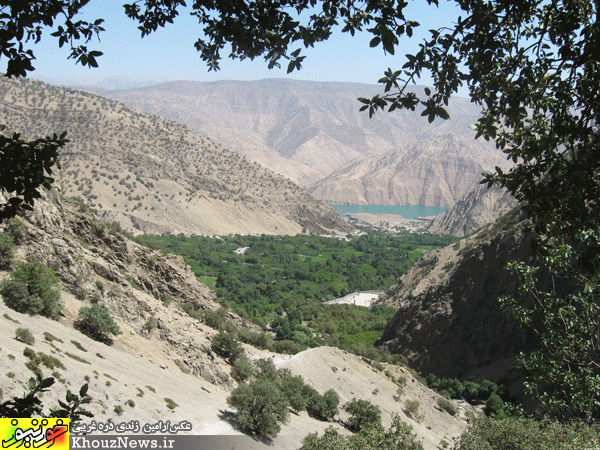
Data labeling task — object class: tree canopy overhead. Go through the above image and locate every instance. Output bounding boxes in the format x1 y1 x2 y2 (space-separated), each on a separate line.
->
2 0 598 233
1 0 599 421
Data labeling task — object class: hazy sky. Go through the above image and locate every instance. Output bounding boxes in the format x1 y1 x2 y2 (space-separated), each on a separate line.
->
23 1 461 87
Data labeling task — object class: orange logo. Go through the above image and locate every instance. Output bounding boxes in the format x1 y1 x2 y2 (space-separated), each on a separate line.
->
1 418 69 449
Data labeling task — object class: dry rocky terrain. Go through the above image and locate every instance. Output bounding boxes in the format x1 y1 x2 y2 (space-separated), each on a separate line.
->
379 209 536 394
427 185 518 236
0 77 350 236
0 192 471 450
100 79 510 207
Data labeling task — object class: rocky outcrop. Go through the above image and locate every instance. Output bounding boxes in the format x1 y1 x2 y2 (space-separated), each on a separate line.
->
308 135 510 207
378 210 536 388
427 185 519 236
4 189 243 386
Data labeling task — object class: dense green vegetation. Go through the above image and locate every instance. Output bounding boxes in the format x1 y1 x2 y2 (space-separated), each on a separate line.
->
136 232 454 354
0 260 62 319
457 417 600 450
227 358 340 438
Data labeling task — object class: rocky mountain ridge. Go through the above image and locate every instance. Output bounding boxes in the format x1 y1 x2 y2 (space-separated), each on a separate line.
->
379 209 536 391
0 77 350 236
100 79 511 207
427 185 519 236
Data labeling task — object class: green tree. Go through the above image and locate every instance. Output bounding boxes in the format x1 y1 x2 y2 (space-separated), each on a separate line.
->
211 331 244 362
1 260 62 318
74 303 121 344
457 417 600 450
300 416 424 450
0 233 15 269
277 369 308 413
306 388 340 422
344 398 382 432
227 378 290 438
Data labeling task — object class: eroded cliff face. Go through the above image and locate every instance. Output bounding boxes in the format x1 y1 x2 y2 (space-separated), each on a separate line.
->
308 135 509 207
427 185 518 237
3 190 245 386
379 210 536 387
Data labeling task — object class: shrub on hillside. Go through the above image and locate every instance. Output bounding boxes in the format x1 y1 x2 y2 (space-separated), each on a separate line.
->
231 354 254 382
485 393 505 417
15 327 35 345
1 261 62 318
457 417 600 450
0 233 15 269
344 398 382 432
211 331 244 362
5 218 27 245
306 388 340 422
437 397 457 416
227 378 289 438
74 304 121 344
277 369 308 413
300 416 424 450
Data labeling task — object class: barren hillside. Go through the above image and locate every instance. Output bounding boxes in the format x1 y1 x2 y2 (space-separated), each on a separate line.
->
379 210 536 392
427 185 518 236
0 77 350 236
0 192 470 450
100 79 509 206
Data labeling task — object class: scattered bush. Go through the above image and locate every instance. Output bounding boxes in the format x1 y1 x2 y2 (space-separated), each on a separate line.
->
15 328 35 345
74 304 121 344
211 331 244 361
231 354 254 382
165 398 178 410
23 348 65 377
71 340 87 352
485 393 505 417
306 388 340 422
300 415 423 450
64 352 91 364
227 378 289 437
4 218 27 245
202 308 226 329
141 316 157 336
278 369 308 413
437 398 457 416
344 398 382 432
0 261 62 318
43 332 63 343
405 400 422 421
236 328 273 351
0 233 15 269
457 417 600 450
426 374 502 403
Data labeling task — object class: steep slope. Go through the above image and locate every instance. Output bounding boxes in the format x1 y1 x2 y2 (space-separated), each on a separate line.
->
0 192 469 450
99 79 508 204
427 185 519 236
378 210 536 389
0 77 350 236
308 135 505 206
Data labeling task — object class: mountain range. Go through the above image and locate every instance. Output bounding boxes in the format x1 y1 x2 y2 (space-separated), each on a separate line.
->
100 79 511 206
0 77 350 236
